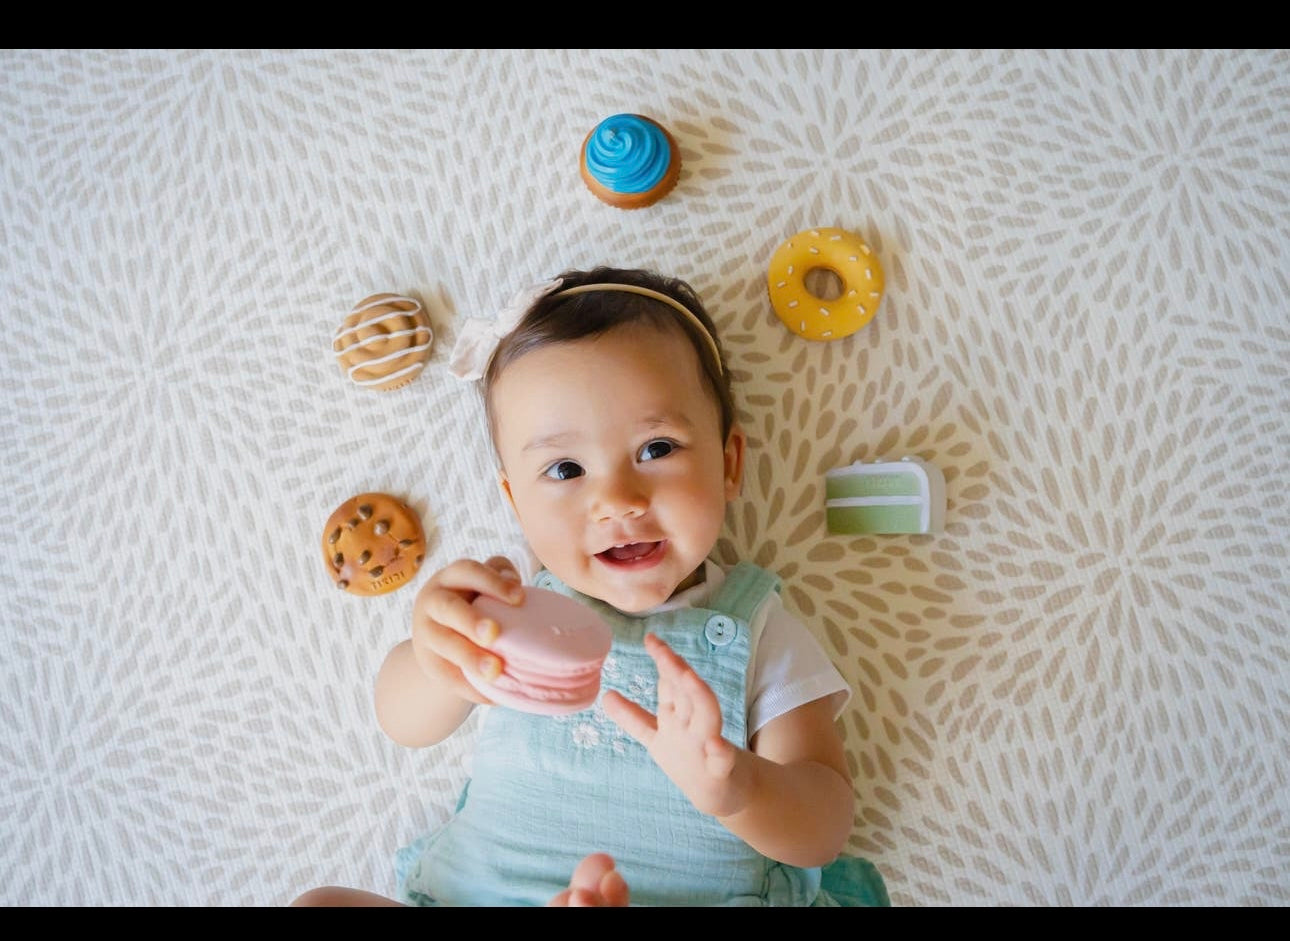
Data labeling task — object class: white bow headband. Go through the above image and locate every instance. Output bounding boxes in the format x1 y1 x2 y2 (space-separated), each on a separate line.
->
448 278 723 382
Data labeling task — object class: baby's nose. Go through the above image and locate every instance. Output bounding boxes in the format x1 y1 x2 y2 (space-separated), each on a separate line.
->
593 472 648 521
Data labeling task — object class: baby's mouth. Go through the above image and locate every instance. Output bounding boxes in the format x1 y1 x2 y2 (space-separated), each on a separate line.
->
596 541 665 565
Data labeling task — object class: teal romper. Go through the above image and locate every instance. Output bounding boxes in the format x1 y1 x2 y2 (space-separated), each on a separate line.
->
395 561 890 907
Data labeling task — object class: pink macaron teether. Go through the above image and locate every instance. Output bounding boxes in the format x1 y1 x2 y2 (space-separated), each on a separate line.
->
468 587 613 715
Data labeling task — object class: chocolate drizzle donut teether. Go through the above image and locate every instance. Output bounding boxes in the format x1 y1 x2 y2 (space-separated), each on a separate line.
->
322 492 426 596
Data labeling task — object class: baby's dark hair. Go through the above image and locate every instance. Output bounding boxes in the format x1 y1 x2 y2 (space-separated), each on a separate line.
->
482 266 735 446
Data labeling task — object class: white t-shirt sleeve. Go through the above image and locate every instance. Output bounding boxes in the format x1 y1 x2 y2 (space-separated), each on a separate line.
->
746 590 852 736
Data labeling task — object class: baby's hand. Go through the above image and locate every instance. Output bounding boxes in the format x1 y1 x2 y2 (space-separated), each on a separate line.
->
409 555 524 705
602 633 752 819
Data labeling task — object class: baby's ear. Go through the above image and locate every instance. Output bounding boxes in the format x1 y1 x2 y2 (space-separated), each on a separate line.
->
723 424 747 500
498 469 519 514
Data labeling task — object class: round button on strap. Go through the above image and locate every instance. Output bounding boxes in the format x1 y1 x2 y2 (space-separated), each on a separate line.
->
704 614 738 647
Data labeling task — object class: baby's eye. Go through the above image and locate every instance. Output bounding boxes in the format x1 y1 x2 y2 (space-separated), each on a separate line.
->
638 439 676 461
542 460 584 481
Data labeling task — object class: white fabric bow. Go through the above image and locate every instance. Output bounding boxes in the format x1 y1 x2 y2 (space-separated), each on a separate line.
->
448 278 564 381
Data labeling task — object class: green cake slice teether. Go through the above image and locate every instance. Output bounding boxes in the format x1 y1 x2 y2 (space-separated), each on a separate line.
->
825 457 946 535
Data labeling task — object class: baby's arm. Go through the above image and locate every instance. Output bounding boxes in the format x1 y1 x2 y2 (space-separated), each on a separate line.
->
603 633 853 868
373 556 523 748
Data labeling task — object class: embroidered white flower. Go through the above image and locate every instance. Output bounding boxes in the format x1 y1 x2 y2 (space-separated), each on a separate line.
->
626 673 653 702
565 655 661 753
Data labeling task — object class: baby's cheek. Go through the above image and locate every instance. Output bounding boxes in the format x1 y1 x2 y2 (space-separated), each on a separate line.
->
677 489 728 536
516 516 581 573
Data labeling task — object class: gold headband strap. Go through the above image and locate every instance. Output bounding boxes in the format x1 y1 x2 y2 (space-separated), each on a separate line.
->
554 283 724 376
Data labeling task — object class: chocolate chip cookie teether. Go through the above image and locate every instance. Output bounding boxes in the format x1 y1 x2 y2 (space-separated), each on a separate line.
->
322 492 426 595
332 293 433 391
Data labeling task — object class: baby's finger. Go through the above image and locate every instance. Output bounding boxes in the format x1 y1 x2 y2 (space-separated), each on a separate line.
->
410 596 502 700
704 734 737 778
546 853 621 907
597 868 629 907
646 635 695 701
669 682 694 726
645 633 723 735
643 631 693 680
483 554 523 586
601 690 657 746
417 587 501 646
411 617 502 685
679 659 725 738
568 853 616 891
567 853 625 907
428 557 525 608
408 630 499 706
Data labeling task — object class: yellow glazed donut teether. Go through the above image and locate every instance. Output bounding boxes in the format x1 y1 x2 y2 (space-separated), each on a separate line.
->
767 227 884 341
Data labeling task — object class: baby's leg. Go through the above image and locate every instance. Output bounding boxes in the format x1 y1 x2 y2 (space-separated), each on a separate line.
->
290 885 406 906
546 853 630 907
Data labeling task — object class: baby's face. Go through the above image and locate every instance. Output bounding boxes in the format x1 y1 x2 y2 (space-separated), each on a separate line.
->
492 322 743 613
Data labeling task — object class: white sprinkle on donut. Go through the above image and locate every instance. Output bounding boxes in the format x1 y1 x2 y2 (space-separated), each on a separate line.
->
849 255 858 262
787 300 799 308
819 307 829 316
776 280 786 288
809 246 819 254
865 269 872 278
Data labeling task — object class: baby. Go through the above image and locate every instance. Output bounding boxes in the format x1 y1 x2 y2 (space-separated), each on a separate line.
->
293 267 889 907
